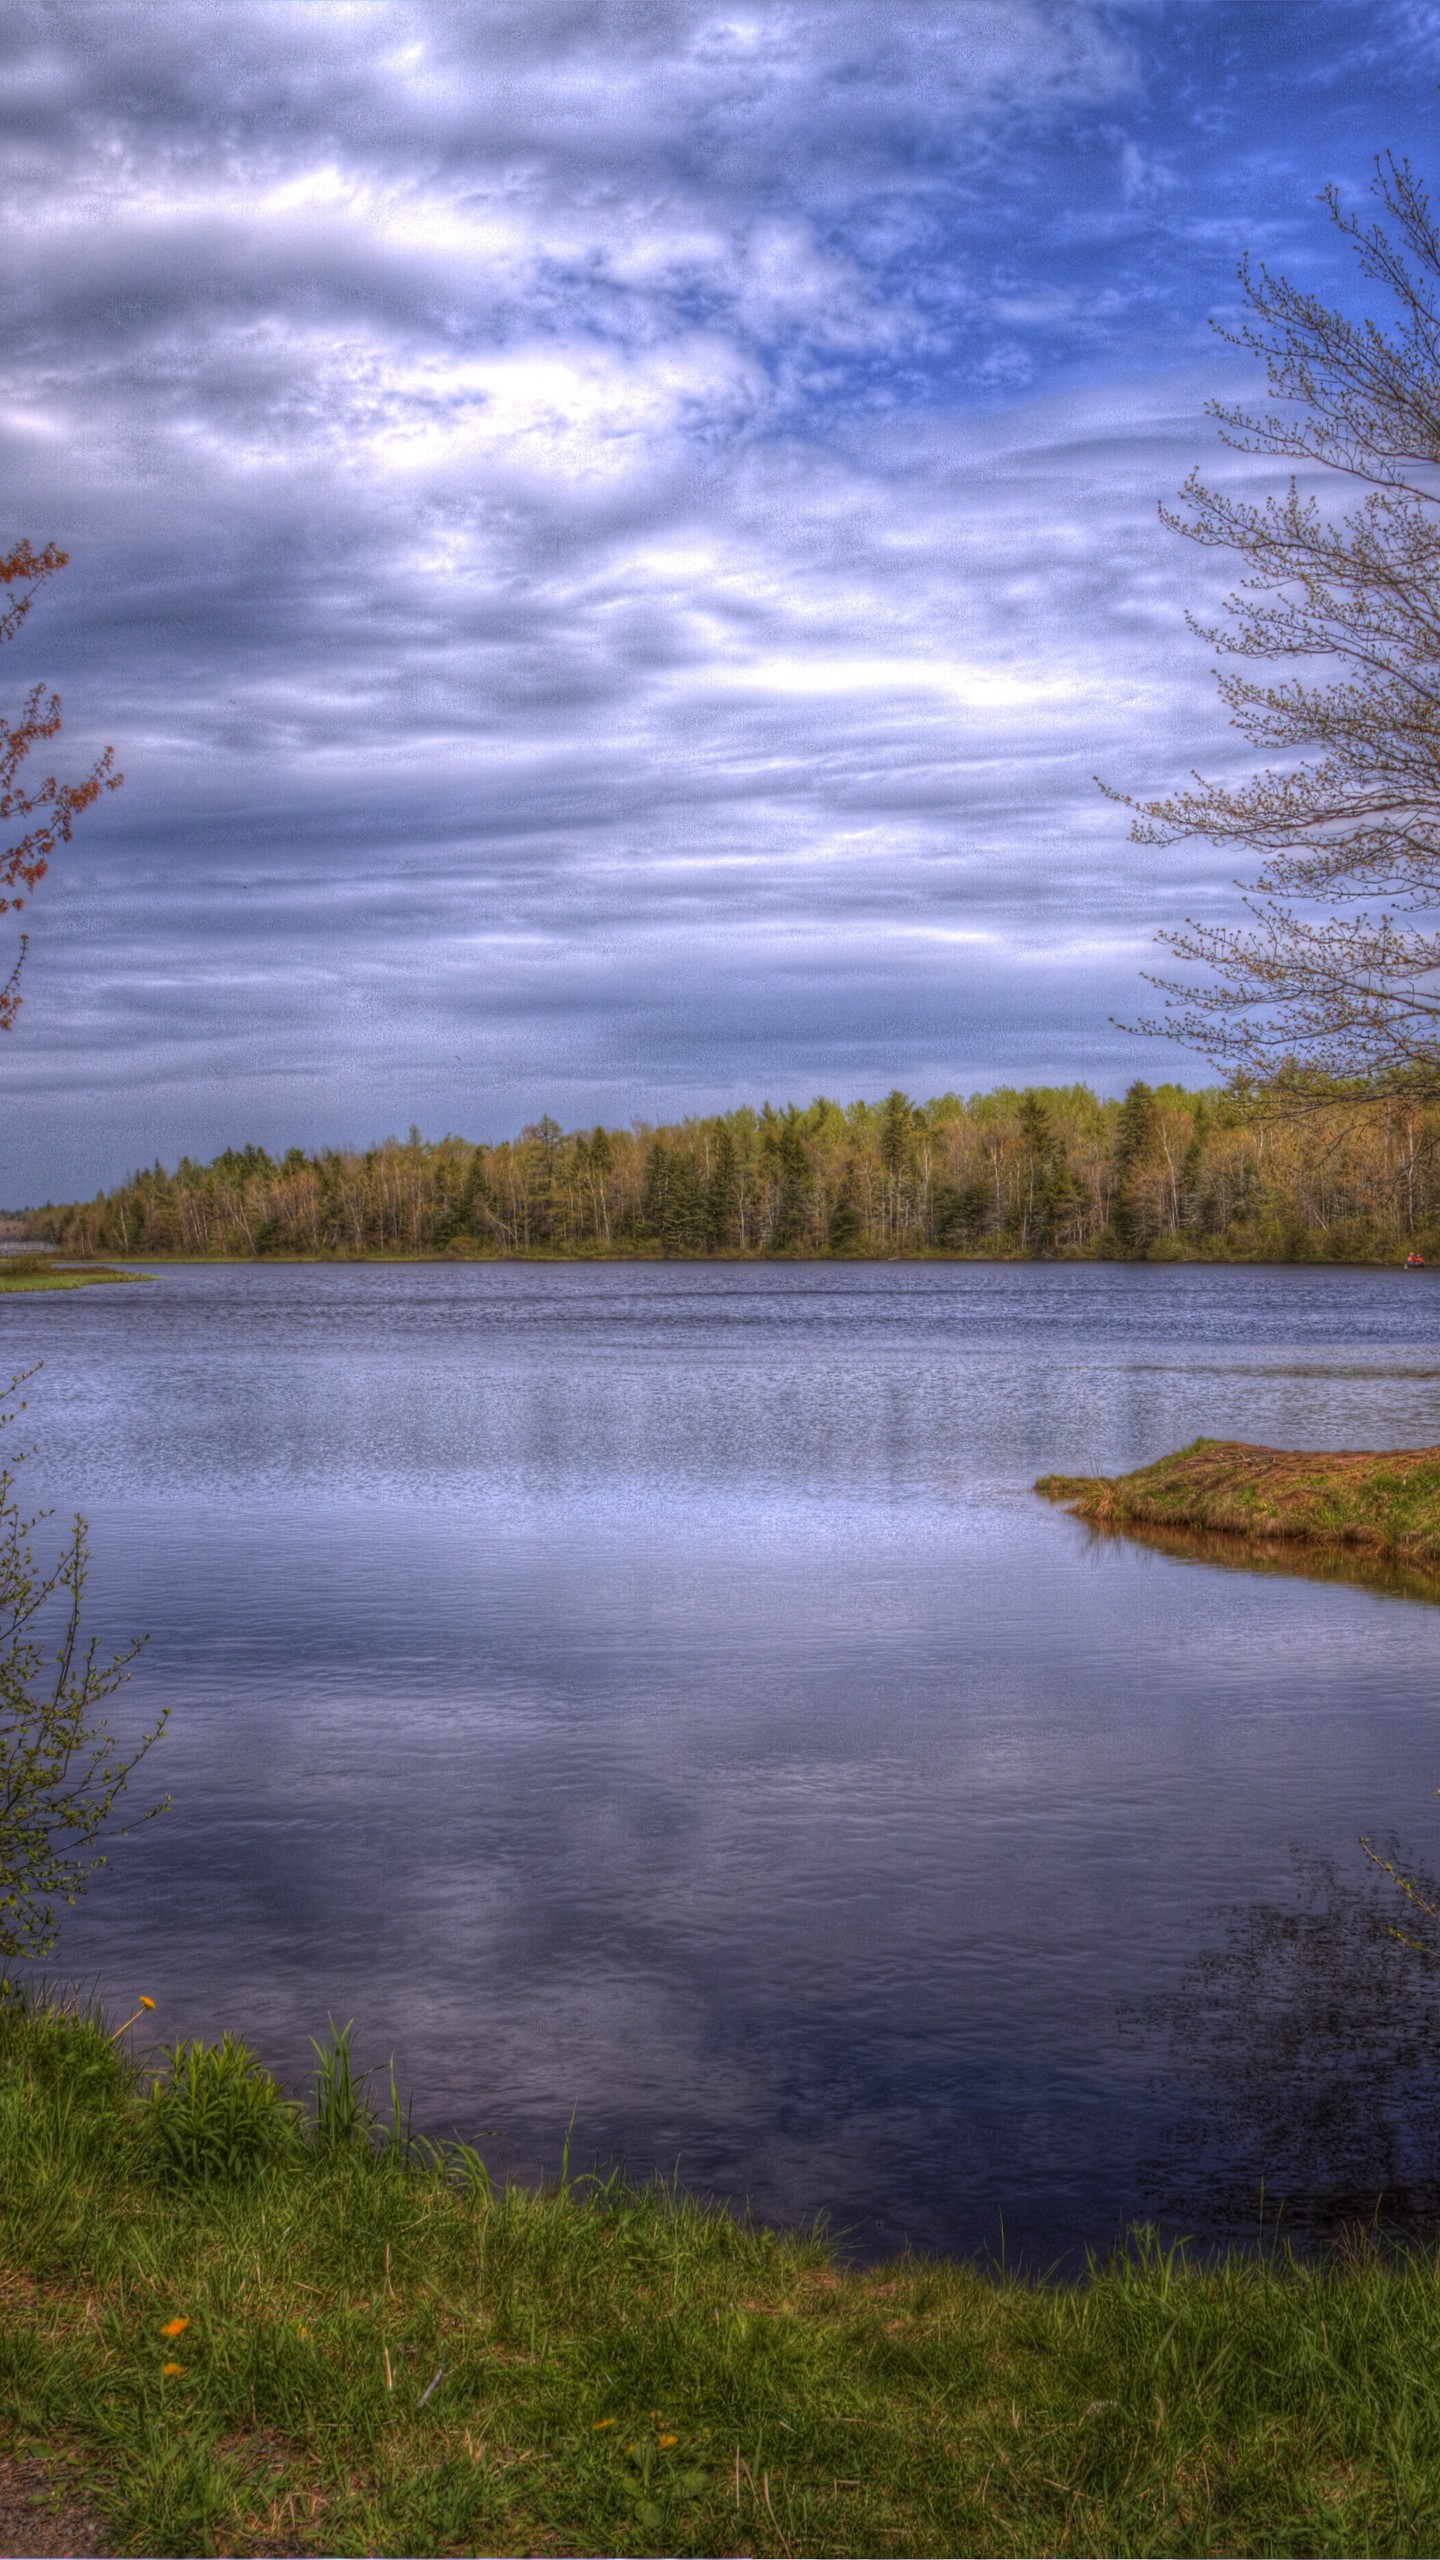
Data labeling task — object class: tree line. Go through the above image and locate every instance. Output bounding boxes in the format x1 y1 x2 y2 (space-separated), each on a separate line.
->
27 1081 1440 1263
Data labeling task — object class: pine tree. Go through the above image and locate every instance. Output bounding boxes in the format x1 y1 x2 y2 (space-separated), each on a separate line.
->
827 1167 864 1253
1108 1082 1161 1256
705 1124 741 1251
769 1114 813 1251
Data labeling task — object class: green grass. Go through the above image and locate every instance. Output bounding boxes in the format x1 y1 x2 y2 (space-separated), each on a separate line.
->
0 1254 145 1292
1038 1436 1440 1564
6 1996 1440 2553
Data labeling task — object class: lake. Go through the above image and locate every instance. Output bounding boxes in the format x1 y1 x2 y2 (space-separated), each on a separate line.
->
12 1259 1440 2264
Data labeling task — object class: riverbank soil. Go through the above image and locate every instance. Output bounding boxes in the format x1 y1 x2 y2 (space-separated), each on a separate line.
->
6 1998 1440 2556
0 2451 110 2556
1038 1436 1440 1562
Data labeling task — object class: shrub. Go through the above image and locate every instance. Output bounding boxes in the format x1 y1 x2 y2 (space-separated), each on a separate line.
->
0 1370 165 1967
146 2034 296 2184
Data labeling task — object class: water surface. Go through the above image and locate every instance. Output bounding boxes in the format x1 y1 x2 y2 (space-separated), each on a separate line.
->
12 1260 1440 2262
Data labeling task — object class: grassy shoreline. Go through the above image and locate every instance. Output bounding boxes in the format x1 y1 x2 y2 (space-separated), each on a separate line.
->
1037 1437 1440 1564
6 1996 1440 2555
0 1256 145 1294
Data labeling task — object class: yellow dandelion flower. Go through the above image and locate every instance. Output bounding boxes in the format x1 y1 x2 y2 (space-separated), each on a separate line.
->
109 1995 159 2043
161 2361 185 2378
160 2317 189 2338
658 2433 678 2449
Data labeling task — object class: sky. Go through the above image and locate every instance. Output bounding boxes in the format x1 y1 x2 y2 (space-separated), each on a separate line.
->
3 0 1440 1200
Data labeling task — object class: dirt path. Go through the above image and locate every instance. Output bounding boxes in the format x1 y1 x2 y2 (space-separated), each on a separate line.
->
0 2453 111 2558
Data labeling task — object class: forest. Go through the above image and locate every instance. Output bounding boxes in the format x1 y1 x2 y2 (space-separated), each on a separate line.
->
25 1081 1440 1264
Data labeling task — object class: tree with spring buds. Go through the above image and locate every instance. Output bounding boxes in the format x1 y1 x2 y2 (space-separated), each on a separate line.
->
0 554 152 1967
0 1375 167 1970
0 541 122 1033
1117 157 1440 1103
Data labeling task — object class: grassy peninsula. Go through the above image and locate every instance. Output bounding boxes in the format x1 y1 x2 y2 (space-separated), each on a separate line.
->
0 1255 141 1294
1039 1438 1440 1564
7 1994 1440 2558
24 1079 1440 1265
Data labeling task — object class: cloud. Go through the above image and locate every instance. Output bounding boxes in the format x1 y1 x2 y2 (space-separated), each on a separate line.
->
0 0 1429 1196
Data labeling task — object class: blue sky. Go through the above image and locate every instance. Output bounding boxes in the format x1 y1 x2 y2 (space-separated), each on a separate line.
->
3 0 1439 1198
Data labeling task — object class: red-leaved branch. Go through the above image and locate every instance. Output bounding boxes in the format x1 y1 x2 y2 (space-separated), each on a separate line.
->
0 541 122 1031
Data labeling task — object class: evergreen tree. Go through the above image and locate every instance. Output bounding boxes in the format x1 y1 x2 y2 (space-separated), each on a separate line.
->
1016 1091 1077 1256
878 1089 917 1243
879 1089 915 1178
1108 1081 1161 1256
641 1139 671 1245
933 1177 991 1250
705 1124 741 1251
770 1112 813 1251
827 1166 864 1253
642 1139 706 1253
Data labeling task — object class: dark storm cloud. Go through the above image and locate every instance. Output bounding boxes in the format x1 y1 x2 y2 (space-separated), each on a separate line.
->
1 0 1435 1195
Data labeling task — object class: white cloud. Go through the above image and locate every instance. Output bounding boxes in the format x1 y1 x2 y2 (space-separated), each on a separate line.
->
0 0 1418 1194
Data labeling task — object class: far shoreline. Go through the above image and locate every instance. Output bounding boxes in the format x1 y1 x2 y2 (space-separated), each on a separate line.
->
24 1245 1440 1271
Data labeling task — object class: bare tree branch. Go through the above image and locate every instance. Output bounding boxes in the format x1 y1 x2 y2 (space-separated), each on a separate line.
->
0 1375 167 1968
1116 157 1440 1103
0 542 123 1033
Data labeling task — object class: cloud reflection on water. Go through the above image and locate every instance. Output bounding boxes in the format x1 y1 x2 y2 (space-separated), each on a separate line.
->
22 1260 1440 2264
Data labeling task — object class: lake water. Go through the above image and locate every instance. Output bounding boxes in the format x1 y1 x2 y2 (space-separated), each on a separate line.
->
11 1259 1440 2265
